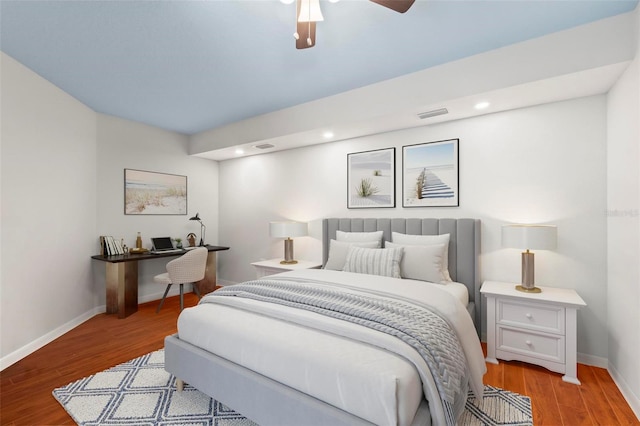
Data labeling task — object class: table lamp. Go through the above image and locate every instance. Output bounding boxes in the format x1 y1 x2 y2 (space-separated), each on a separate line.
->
189 213 206 246
502 224 557 293
270 221 308 264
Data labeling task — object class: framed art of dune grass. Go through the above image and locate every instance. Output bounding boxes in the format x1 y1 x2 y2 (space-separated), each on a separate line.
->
347 147 395 209
124 169 187 215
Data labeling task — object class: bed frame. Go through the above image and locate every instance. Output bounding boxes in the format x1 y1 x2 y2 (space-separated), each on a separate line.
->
165 218 481 426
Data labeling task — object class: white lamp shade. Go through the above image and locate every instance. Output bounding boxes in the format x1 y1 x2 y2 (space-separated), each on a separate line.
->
270 221 308 238
502 224 557 251
298 0 324 22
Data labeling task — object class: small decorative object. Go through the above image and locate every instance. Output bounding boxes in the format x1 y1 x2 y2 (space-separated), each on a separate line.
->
136 232 143 249
175 238 183 249
502 224 558 293
347 148 395 209
402 139 459 207
270 221 308 264
187 233 197 247
189 213 206 246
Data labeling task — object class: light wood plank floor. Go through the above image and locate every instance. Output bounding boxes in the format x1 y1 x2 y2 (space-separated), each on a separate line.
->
1 293 638 425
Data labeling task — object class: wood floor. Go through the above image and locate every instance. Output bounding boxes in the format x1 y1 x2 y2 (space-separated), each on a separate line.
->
1 293 638 425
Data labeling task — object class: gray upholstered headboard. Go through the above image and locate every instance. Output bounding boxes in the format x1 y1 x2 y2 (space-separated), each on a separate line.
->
322 218 481 334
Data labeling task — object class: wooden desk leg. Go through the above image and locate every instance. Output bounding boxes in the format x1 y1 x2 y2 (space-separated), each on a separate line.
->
106 261 139 318
195 252 218 296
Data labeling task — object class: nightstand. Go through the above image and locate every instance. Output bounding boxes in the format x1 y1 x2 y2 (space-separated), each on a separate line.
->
481 281 586 384
251 258 322 279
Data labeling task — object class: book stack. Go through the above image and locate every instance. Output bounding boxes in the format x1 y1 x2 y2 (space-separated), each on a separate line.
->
100 236 126 256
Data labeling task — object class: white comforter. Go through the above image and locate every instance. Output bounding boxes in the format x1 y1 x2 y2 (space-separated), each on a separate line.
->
178 269 486 425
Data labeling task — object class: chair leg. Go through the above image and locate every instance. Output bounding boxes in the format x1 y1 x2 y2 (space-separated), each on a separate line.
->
156 284 172 313
179 283 184 311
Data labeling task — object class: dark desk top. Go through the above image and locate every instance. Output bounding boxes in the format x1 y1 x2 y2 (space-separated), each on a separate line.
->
91 245 229 263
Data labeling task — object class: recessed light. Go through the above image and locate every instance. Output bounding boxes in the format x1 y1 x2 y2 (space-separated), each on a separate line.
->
323 131 334 139
235 148 244 155
474 101 490 110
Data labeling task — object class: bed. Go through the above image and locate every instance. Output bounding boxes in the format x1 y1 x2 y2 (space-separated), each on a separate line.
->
165 218 484 426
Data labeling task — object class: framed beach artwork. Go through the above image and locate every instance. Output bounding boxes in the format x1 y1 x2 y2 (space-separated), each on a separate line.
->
124 169 187 215
402 139 459 207
347 147 395 209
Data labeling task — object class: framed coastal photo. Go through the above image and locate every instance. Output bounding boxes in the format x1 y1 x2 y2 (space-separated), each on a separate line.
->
402 139 459 207
347 147 395 209
124 169 187 215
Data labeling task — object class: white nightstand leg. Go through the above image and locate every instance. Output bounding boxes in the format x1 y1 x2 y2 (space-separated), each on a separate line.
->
485 295 499 364
562 307 581 385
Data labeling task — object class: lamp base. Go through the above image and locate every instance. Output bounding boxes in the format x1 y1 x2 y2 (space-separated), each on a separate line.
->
515 284 542 293
281 238 297 265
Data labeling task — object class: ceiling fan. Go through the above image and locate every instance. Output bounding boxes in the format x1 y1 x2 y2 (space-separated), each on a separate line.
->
293 0 415 49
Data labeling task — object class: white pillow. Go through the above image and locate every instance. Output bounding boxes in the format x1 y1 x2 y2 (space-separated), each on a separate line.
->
324 240 380 271
385 242 447 283
336 230 383 247
391 232 452 281
342 246 403 278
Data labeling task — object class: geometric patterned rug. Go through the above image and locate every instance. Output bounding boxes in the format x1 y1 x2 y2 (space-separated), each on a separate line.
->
53 350 532 426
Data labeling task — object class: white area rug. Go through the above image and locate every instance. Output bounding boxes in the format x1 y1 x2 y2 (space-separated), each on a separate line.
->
53 350 532 425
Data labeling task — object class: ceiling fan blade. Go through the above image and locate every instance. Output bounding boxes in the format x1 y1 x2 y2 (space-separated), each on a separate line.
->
369 0 415 13
296 20 316 49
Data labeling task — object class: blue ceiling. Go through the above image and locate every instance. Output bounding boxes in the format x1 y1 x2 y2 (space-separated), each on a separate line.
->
1 0 637 135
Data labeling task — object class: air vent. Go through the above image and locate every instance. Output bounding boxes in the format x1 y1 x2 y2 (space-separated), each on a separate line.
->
254 143 275 150
417 108 448 120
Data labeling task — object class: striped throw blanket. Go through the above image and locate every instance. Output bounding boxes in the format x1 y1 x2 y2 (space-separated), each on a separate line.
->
214 278 471 426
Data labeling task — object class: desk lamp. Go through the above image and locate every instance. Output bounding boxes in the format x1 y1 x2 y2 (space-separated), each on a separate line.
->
189 213 206 246
502 224 557 293
270 221 308 264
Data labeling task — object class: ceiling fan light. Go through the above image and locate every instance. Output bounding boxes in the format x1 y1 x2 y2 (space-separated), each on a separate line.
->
298 0 324 22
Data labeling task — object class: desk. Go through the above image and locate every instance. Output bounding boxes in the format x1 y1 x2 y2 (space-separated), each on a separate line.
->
92 245 229 318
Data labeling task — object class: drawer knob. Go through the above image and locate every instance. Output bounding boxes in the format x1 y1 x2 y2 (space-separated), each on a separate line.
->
525 313 533 319
525 340 532 346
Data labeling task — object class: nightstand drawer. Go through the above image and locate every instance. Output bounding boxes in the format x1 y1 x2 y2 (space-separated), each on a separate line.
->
498 299 564 334
498 326 565 363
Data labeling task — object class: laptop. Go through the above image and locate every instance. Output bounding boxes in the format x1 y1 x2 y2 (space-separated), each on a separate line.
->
150 237 181 253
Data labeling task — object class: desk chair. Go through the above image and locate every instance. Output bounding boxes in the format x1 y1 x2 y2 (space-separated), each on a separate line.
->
153 247 208 312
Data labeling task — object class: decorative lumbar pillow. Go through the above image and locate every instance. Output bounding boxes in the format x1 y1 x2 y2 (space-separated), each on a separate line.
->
342 246 403 278
385 241 447 283
336 230 384 247
391 232 452 281
324 240 380 271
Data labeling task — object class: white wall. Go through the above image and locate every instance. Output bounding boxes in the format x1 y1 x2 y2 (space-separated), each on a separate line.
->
1 53 98 364
95 114 220 304
218 95 609 361
0 54 220 369
606 5 640 415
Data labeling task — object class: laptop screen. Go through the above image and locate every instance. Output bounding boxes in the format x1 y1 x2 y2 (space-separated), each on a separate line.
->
151 237 174 250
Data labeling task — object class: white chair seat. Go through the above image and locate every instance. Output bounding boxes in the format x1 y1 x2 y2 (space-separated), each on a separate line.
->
153 247 208 312
153 272 172 286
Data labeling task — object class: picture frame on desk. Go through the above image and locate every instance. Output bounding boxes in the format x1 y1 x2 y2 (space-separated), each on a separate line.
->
124 168 187 215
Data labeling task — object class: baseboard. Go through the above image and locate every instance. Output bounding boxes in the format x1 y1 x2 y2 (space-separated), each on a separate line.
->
577 352 608 369
0 287 192 371
0 306 103 371
608 362 640 420
138 285 186 304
